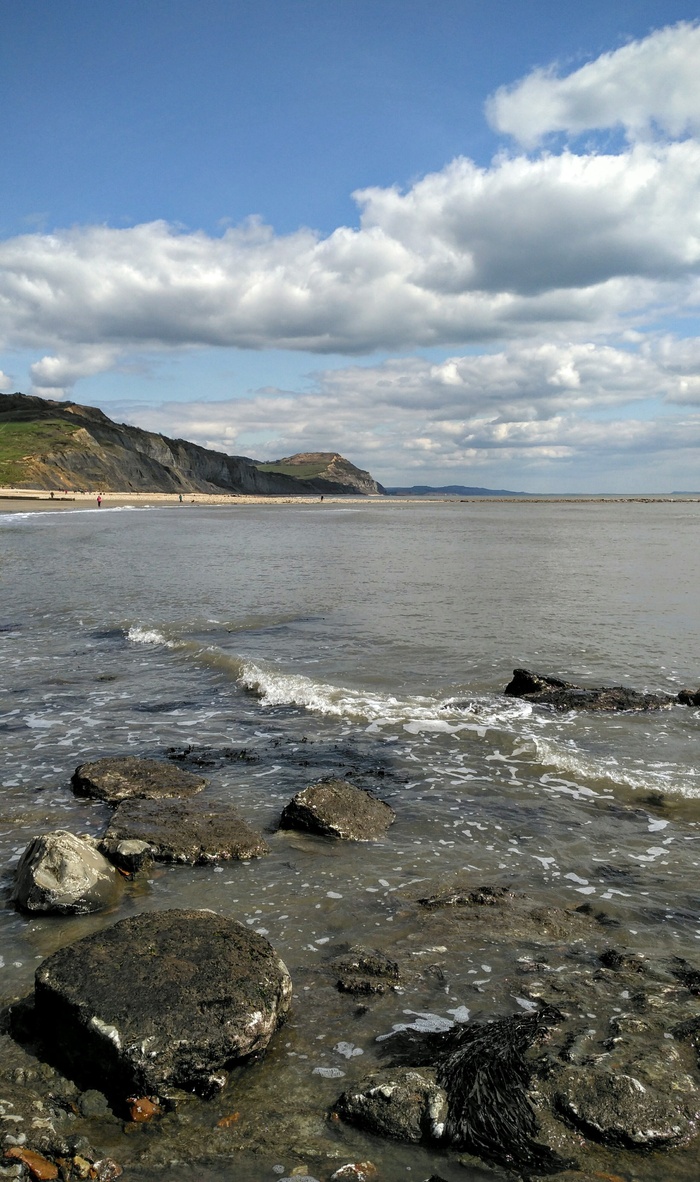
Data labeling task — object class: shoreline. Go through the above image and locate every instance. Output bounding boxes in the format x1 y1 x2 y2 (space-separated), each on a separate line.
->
2 487 700 513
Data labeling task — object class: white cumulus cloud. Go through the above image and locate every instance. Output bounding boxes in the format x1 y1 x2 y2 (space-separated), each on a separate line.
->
0 137 699 392
486 21 700 147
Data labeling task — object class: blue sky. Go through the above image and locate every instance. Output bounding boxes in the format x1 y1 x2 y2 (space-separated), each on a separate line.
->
2 1 700 490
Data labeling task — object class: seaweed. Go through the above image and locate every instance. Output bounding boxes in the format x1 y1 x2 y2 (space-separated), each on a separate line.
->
435 1008 572 1178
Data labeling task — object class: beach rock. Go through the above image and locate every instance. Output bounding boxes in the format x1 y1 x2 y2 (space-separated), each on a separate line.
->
34 908 292 1098
101 797 269 863
332 947 400 995
504 668 674 712
678 687 700 706
556 1064 693 1148
335 1067 448 1143
10 831 122 914
280 779 395 841
72 756 206 804
99 838 152 874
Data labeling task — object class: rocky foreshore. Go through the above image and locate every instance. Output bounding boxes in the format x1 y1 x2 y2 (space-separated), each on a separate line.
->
3 686 700 1182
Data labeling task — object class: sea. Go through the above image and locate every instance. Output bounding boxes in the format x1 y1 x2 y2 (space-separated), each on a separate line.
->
1 496 699 1181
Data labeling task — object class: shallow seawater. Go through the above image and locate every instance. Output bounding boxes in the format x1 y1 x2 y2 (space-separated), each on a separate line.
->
1 498 700 1180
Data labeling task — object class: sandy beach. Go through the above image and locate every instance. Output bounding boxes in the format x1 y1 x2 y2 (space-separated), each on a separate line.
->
0 488 382 511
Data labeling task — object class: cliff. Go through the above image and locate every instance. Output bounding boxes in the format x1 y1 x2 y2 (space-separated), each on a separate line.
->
0 394 384 496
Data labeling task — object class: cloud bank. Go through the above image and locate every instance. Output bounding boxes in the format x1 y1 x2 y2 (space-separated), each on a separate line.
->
121 340 700 488
1 135 699 389
2 21 700 488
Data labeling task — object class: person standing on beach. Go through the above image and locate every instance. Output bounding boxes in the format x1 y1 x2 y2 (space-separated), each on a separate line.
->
96 494 102 508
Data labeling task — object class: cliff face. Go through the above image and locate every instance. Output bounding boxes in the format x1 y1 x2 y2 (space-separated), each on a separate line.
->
0 394 383 496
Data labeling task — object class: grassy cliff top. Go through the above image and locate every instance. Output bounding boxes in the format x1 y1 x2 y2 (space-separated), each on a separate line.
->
0 418 83 486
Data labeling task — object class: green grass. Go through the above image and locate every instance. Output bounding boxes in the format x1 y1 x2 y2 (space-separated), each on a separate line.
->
255 460 330 479
0 419 80 485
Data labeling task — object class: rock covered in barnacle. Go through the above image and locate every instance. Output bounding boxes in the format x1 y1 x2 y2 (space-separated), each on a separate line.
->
11 830 122 914
33 908 292 1098
71 756 207 803
280 779 395 841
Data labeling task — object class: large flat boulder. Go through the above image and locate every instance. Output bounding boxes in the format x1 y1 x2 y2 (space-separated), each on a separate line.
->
34 909 292 1098
280 779 395 841
72 756 206 803
101 797 269 863
11 830 122 914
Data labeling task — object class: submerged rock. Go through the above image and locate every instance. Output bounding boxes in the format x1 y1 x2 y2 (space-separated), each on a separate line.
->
418 884 514 910
504 668 675 712
34 908 292 1098
101 797 269 863
678 687 700 706
332 947 400 995
11 831 122 915
280 779 395 841
556 1063 694 1148
335 1067 448 1143
72 756 206 803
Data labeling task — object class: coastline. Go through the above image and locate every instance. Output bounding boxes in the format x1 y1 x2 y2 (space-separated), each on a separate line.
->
2 487 699 513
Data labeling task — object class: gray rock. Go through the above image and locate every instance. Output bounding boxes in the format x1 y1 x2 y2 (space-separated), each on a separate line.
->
98 838 152 874
101 797 269 863
556 1064 694 1147
504 668 675 712
72 756 206 803
10 830 122 915
34 908 292 1098
335 1067 448 1143
280 779 395 841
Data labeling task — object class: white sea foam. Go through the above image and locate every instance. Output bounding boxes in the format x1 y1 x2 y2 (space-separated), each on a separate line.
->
237 659 529 734
527 734 700 798
127 624 174 647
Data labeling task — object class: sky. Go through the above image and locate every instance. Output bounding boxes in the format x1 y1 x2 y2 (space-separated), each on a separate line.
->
2 1 700 491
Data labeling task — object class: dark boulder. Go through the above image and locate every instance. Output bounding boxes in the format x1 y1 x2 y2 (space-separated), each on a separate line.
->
335 1067 448 1143
678 687 700 706
34 909 292 1098
72 756 206 803
504 668 675 712
101 797 269 864
280 779 395 841
11 831 122 914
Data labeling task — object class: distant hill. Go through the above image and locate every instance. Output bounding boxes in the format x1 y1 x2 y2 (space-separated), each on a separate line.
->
255 452 383 496
386 484 529 497
0 393 383 496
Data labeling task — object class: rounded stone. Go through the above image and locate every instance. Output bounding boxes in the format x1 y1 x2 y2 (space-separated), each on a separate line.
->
11 830 122 914
34 908 292 1098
